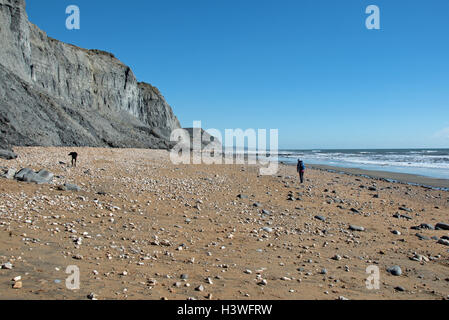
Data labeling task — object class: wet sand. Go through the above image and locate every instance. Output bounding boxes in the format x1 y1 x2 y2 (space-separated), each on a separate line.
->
0 147 448 300
307 164 449 190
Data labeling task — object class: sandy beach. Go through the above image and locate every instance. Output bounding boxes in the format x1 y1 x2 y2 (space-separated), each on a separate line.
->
0 147 448 300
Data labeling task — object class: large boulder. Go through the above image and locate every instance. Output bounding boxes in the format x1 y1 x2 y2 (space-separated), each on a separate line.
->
15 168 54 184
0 149 17 160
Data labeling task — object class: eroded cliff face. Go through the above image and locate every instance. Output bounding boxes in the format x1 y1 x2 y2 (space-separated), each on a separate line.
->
0 0 181 151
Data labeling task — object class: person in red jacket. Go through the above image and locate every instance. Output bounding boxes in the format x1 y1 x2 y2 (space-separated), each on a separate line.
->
297 159 306 184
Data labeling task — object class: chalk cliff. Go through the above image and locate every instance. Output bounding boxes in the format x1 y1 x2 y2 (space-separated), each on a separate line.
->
0 0 181 158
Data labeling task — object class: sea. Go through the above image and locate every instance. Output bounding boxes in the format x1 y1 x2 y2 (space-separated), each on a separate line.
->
277 149 449 180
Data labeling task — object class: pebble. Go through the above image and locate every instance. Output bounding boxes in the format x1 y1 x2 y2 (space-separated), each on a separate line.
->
258 279 268 286
349 225 365 232
435 223 449 231
415 233 430 241
195 285 205 292
332 255 342 261
2 262 13 270
87 293 98 300
387 266 402 276
411 224 434 230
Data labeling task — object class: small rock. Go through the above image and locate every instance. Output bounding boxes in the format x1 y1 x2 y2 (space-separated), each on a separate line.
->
195 285 205 292
58 183 81 192
435 223 449 231
387 266 402 276
332 255 342 261
87 293 98 300
261 210 271 216
349 225 365 232
262 227 273 233
415 233 430 241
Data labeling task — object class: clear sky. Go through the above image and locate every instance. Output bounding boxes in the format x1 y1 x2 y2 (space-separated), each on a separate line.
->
26 0 449 149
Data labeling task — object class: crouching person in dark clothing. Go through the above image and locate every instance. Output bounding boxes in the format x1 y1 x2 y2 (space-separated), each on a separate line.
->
297 160 306 184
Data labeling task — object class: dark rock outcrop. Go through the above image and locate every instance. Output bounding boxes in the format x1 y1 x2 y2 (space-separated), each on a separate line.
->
0 0 180 150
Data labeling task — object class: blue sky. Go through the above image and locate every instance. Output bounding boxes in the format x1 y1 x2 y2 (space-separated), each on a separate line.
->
26 0 449 149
